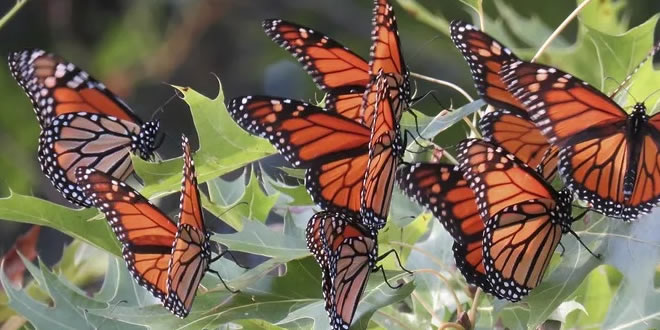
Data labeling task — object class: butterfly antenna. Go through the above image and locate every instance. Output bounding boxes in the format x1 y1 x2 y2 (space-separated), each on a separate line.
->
150 91 179 122
406 34 443 68
206 267 240 294
216 201 249 218
642 89 660 107
610 40 660 98
376 248 414 275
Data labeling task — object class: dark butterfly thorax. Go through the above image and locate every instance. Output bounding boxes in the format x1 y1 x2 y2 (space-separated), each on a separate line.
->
555 188 575 233
133 120 161 160
623 103 652 197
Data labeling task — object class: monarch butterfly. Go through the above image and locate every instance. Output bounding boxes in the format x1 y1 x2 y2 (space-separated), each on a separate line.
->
305 211 378 329
8 49 160 207
449 20 558 180
501 57 660 220
234 0 410 229
397 163 493 295
457 138 582 301
361 72 405 228
76 135 232 317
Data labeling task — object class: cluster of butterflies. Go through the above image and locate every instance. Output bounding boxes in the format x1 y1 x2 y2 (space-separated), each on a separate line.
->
8 0 660 327
8 50 234 317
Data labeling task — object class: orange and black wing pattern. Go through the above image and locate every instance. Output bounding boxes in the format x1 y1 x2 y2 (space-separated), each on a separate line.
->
305 211 377 330
9 49 160 207
397 163 492 294
450 20 525 112
501 60 660 220
38 113 158 207
479 109 558 181
75 167 177 302
8 49 148 128
228 95 370 216
263 19 370 121
457 139 558 219
457 138 573 301
363 0 411 125
165 135 211 318
360 74 404 229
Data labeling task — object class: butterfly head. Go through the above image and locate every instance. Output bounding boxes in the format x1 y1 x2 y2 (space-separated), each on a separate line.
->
633 102 648 115
134 120 160 160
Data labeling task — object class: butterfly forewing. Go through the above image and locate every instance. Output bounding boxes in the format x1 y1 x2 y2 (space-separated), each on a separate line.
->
228 96 372 217
449 20 524 111
76 167 177 301
165 135 214 318
397 163 493 294
457 139 556 220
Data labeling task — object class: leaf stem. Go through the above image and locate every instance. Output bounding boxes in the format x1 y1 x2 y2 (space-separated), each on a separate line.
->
531 0 594 62
413 268 463 315
467 288 482 327
396 0 449 35
0 0 28 31
438 322 466 330
411 291 441 326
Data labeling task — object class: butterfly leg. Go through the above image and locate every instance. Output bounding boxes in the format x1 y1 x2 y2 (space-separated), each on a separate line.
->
206 268 241 294
567 229 601 259
211 250 249 269
376 248 414 275
372 265 404 290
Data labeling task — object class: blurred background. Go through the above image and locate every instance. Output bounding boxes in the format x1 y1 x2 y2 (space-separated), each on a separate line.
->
0 0 658 263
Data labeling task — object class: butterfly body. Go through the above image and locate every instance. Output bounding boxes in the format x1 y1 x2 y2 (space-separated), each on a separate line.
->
503 59 660 220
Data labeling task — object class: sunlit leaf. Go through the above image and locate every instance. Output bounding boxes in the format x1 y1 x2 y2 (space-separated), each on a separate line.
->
133 78 275 198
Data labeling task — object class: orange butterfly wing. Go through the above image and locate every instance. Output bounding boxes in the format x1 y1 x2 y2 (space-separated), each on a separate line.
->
76 167 177 301
457 139 573 301
228 96 370 216
483 198 565 300
306 211 377 329
361 74 405 228
165 135 210 318
397 163 492 294
263 19 370 121
480 109 558 181
363 0 410 125
457 138 557 219
10 49 160 207
8 49 143 128
450 20 525 111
